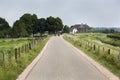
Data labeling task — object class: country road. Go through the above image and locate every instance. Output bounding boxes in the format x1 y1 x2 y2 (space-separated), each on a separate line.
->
25 36 109 80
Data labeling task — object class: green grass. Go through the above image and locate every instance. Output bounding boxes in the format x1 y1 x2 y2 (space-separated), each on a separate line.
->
76 33 120 51
0 36 50 80
63 34 120 77
0 38 33 51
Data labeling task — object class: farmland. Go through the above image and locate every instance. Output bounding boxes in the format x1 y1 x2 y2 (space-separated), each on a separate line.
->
63 33 120 77
0 36 50 80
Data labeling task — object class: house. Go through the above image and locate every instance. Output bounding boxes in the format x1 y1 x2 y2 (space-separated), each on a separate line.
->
72 28 78 34
70 23 91 34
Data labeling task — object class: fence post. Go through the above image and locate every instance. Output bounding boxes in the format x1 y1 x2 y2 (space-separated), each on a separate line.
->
29 43 31 50
93 44 96 51
15 48 17 61
8 50 12 63
27 44 29 52
18 47 20 58
108 48 110 55
88 42 89 48
90 43 92 50
2 51 5 63
103 47 104 52
79 42 81 47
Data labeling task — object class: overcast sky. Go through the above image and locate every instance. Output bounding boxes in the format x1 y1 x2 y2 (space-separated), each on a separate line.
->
0 0 120 27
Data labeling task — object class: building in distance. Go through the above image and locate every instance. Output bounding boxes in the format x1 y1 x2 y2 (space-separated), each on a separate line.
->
70 23 91 34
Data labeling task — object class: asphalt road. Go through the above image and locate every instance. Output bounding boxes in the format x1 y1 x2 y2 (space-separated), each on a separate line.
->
25 36 109 80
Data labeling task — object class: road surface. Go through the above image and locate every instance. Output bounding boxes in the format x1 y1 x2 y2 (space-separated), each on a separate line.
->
25 36 108 80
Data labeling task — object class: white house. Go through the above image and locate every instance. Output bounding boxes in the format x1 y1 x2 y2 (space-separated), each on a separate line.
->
71 28 78 34
70 23 91 34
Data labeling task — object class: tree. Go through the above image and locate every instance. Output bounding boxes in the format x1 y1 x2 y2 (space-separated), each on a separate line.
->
37 18 46 35
46 16 63 34
55 17 63 31
0 17 11 38
32 14 39 35
20 13 34 35
12 20 28 38
63 25 70 33
0 13 65 38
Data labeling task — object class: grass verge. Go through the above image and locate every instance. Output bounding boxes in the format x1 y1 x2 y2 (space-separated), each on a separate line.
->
0 36 50 80
63 35 120 78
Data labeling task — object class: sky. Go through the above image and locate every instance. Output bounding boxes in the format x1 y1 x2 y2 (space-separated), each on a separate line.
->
0 0 120 27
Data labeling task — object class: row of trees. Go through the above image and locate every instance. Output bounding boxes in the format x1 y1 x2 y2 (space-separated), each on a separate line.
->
91 28 117 33
0 13 70 38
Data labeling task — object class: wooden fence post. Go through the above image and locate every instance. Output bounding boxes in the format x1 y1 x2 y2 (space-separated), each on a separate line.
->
90 43 92 50
2 51 5 63
29 43 31 50
18 47 20 58
27 44 29 52
79 42 81 47
88 42 90 49
15 48 17 61
8 50 12 63
108 48 110 55
103 47 104 52
93 44 96 50
34 40 36 45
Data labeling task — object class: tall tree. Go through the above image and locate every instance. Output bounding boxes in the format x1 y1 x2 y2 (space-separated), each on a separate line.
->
20 13 33 35
32 14 38 35
46 16 63 33
63 25 70 33
0 17 11 38
12 20 28 38
37 18 46 35
55 17 63 31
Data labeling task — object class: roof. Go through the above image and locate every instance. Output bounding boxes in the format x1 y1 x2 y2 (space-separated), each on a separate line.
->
71 23 90 29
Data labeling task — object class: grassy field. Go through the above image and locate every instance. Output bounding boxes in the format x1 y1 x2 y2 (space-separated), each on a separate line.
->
63 33 120 77
0 36 50 80
75 33 120 53
0 38 33 51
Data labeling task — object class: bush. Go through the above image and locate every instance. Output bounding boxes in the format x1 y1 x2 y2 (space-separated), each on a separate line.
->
107 34 120 40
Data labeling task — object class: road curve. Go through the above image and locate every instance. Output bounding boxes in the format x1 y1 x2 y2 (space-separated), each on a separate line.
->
25 36 109 80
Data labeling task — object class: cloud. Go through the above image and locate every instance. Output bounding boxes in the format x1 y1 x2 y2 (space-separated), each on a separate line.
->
0 0 120 27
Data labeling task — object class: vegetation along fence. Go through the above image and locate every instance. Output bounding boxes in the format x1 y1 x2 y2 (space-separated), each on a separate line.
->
0 37 46 66
64 35 120 69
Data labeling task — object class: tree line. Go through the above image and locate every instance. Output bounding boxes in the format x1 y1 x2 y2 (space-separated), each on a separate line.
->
0 13 70 38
